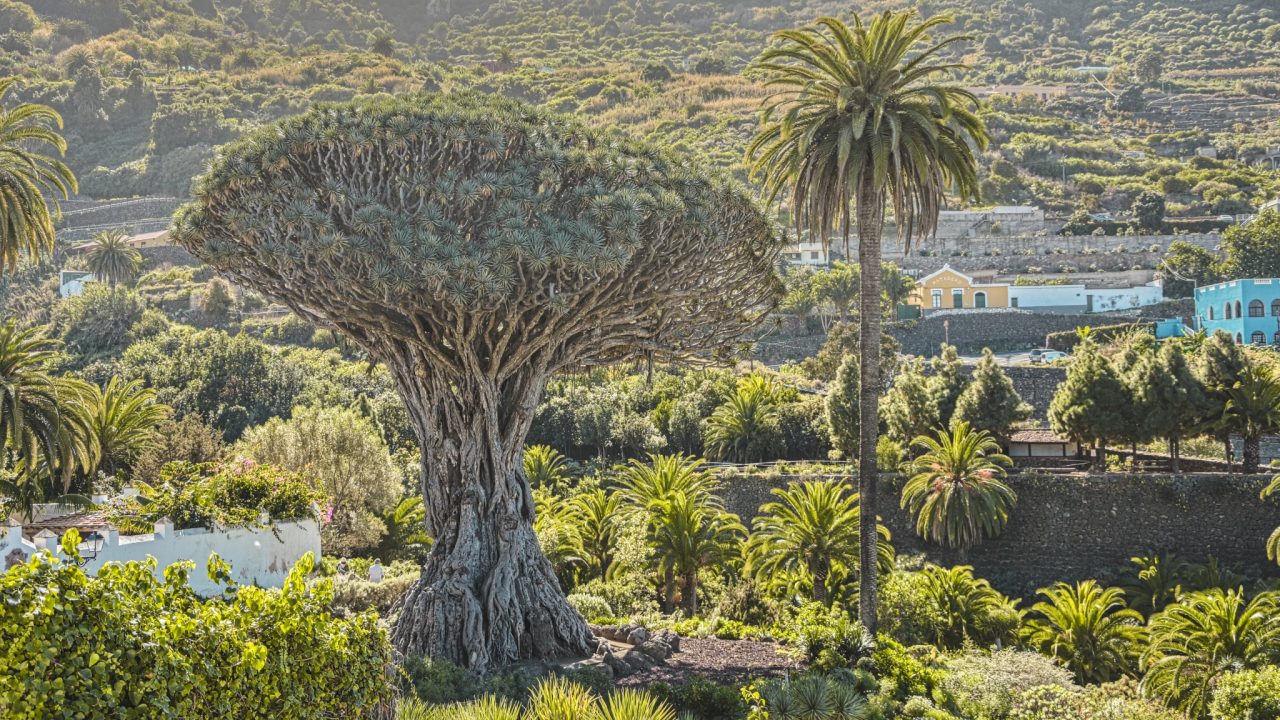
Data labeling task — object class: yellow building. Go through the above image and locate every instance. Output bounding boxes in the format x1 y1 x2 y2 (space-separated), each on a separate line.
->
910 265 1010 312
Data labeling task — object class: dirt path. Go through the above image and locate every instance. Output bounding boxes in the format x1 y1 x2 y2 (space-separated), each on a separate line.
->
615 638 803 687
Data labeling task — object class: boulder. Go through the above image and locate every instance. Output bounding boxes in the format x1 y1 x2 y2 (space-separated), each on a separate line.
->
636 638 672 662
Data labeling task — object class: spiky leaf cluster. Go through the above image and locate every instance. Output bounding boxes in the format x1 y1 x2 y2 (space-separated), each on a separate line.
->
175 93 782 376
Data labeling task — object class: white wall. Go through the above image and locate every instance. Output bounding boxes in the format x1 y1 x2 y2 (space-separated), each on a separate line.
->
1009 282 1164 312
1 516 321 596
1010 284 1088 308
1088 284 1164 312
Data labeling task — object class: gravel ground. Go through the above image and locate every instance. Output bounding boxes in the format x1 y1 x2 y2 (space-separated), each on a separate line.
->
616 637 803 687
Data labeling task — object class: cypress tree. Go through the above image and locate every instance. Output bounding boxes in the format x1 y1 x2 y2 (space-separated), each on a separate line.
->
928 343 969 428
1195 330 1251 466
1049 340 1130 467
1134 342 1208 472
826 353 859 459
954 348 1032 442
882 356 940 446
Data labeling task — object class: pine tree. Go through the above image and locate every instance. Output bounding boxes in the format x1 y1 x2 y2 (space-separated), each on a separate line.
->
1049 340 1130 467
1130 343 1208 471
881 356 939 446
928 343 969 428
826 353 859 459
954 348 1032 441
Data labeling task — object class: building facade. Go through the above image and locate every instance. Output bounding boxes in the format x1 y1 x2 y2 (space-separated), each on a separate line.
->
910 264 1164 315
1195 278 1280 345
781 240 833 267
911 266 1010 311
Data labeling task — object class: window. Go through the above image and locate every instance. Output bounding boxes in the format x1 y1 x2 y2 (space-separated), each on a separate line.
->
1250 300 1264 317
1271 299 1280 316
1225 303 1233 319
1236 333 1244 345
1274 330 1280 345
810 251 819 260
1236 300 1242 318
952 288 964 309
1253 331 1266 345
931 289 942 308
1209 306 1215 320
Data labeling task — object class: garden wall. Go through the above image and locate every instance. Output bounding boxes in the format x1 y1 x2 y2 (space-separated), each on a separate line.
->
719 471 1280 598
890 310 1106 355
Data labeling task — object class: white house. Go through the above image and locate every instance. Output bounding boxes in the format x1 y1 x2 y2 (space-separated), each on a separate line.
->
782 240 833 267
1009 280 1164 313
58 270 96 298
2 511 321 596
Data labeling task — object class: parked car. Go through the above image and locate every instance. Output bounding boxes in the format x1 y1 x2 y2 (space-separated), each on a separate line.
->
1029 349 1068 363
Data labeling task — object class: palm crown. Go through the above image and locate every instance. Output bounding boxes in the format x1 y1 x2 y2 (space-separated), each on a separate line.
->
748 11 987 254
903 421 1016 551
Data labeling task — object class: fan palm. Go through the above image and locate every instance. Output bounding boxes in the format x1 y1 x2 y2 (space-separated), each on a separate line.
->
1263 475 1280 566
0 320 94 498
649 491 744 615
83 377 168 480
704 375 781 462
85 229 143 287
919 564 1021 650
1141 588 1280 718
1222 365 1280 473
574 488 622 581
523 443 570 489
0 78 77 275
902 421 1016 556
748 10 987 632
744 480 893 605
1024 580 1144 684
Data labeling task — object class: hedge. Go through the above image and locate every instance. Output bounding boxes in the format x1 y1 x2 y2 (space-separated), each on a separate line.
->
1045 321 1153 352
0 533 394 719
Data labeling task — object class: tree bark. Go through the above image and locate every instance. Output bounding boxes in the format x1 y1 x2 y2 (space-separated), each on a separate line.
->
854 181 883 635
387 353 593 671
810 556 830 606
1244 434 1260 474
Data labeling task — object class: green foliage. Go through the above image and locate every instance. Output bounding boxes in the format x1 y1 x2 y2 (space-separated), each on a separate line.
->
747 672 870 720
1220 210 1280 281
235 405 404 556
745 479 893 605
881 357 940 447
1208 667 1280 720
782 602 876 672
825 354 860 459
329 571 418 614
0 77 76 275
0 548 393 718
51 284 148 360
649 676 746 720
914 565 1021 651
706 375 785 463
1159 241 1219 299
1141 588 1280 718
942 650 1077 720
1023 581 1143 685
85 229 143 287
928 345 970 430
902 422 1016 552
1049 340 1130 451
82 376 169 481
953 349 1032 441
523 444 571 490
398 676 677 720
105 459 320 532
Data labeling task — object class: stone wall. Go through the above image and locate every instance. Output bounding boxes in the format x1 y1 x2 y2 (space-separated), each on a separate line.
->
889 310 1114 356
905 232 1221 259
719 471 1280 598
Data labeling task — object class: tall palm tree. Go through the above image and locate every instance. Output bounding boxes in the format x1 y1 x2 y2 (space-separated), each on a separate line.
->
1024 580 1144 685
902 421 1016 557
1222 364 1280 473
85 229 142 287
83 377 168 480
0 320 93 499
749 10 987 632
1141 588 1280 718
744 479 893 605
649 491 744 615
0 78 77 275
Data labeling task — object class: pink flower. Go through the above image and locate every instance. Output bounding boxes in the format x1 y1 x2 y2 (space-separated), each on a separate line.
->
321 503 335 523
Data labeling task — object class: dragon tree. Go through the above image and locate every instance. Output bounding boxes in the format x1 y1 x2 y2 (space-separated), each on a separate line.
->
173 93 782 669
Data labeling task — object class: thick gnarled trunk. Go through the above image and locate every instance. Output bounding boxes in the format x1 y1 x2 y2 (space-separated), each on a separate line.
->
386 351 593 670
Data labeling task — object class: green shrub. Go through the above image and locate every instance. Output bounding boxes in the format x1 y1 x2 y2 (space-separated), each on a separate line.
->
1075 679 1183 720
567 592 615 623
650 676 745 720
328 572 417 614
398 676 676 719
400 657 537 705
0 540 392 719
879 569 949 647
1209 667 1280 720
942 650 1078 720
781 602 875 672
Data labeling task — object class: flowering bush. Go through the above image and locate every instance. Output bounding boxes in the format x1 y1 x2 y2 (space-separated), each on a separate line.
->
0 533 394 719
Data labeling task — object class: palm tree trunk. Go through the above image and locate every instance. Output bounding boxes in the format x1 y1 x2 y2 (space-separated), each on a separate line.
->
1170 435 1180 473
683 572 698 615
810 557 830 606
662 567 676 613
1244 434 1260 474
854 181 884 635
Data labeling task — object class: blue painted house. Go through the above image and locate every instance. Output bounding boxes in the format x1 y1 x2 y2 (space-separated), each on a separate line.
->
1195 278 1280 345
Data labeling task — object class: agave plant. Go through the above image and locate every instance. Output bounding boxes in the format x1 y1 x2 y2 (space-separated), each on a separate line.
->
396 677 677 720
754 673 870 720
1141 588 1280 718
1024 580 1143 684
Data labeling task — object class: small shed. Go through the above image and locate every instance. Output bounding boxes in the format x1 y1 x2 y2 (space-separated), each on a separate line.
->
1007 428 1079 458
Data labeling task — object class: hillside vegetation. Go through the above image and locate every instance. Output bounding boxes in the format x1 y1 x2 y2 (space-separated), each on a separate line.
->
1 0 1278 214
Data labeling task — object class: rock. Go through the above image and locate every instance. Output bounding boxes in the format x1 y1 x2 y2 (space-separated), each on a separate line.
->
563 657 613 681
636 639 671 661
625 626 650 645
654 628 680 652
602 650 631 677
624 650 655 671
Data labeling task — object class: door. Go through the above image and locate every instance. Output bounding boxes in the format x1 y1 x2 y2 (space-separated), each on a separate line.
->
952 289 963 308
974 292 987 308
1086 294 1093 313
